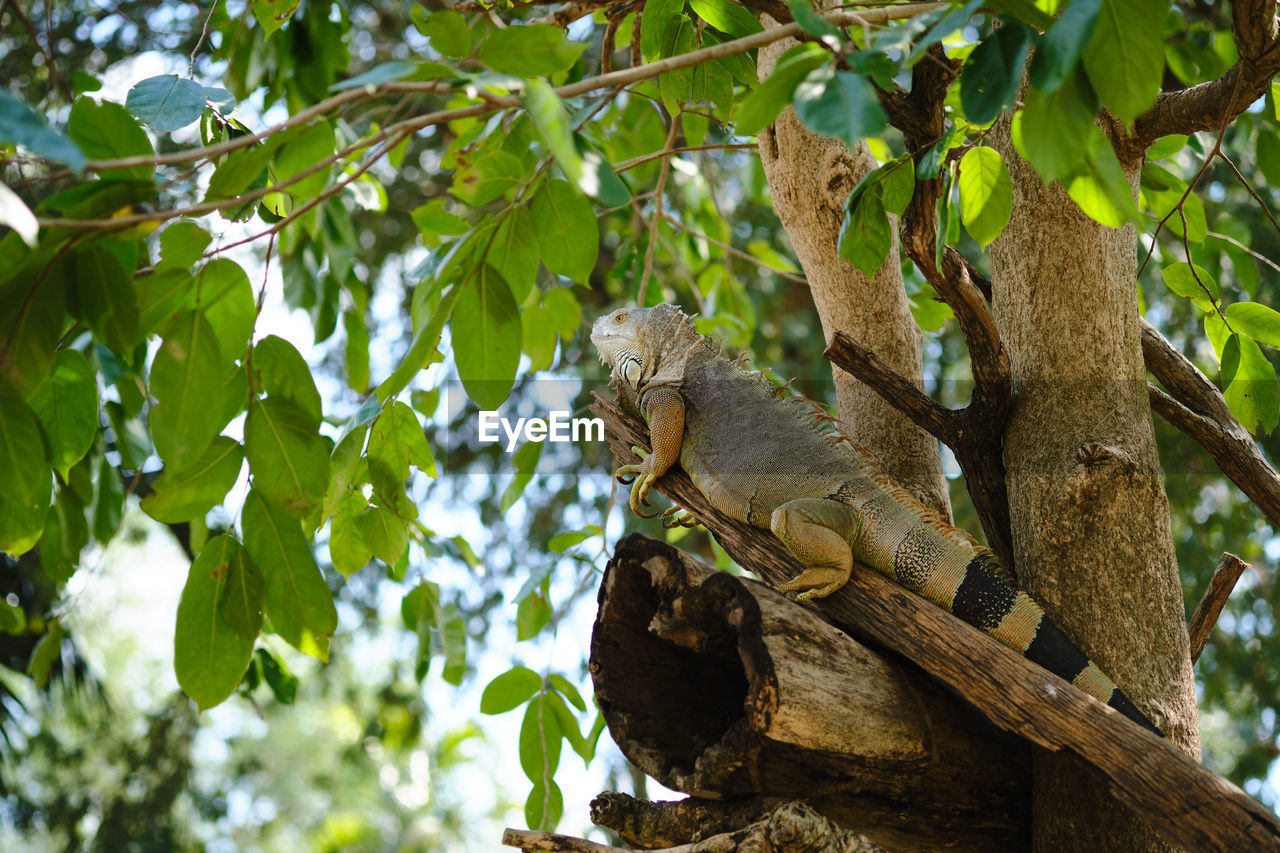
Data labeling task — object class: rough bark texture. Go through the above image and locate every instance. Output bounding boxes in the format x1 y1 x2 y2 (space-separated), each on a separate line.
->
589 534 1031 852
989 123 1201 851
755 13 950 519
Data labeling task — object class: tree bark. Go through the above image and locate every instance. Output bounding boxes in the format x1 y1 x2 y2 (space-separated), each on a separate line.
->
755 10 951 519
589 533 1031 852
988 123 1201 851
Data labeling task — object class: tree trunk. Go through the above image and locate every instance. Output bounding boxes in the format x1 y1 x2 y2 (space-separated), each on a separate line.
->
756 14 951 519
989 123 1201 851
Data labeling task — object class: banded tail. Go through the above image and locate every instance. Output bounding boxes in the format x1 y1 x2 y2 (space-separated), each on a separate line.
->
949 556 1162 736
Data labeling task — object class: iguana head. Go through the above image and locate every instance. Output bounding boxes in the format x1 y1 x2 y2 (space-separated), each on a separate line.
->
591 304 696 391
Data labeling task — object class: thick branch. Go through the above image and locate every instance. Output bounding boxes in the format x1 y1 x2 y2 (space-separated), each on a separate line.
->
1121 0 1280 159
1188 553 1251 663
590 393 1280 852
591 533 1029 851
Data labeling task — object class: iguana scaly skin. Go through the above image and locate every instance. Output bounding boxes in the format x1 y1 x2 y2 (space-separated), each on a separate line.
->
591 303 1161 736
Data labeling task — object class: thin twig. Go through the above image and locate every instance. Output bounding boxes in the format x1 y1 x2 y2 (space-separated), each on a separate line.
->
659 211 807 283
638 117 679 305
189 0 219 77
615 142 757 172
1207 230 1280 275
1188 553 1250 663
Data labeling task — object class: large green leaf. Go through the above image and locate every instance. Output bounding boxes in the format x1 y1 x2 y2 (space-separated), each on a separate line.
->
735 44 828 136
249 335 323 424
0 264 67 400
449 150 525 206
453 266 522 410
356 504 409 566
67 97 154 181
487 207 540 304
1081 0 1167 123
174 535 257 710
244 397 330 519
367 400 435 519
1222 333 1280 435
0 91 86 172
329 495 373 578
478 24 586 77
150 310 226 472
689 0 762 37
793 68 888 151
1161 261 1220 312
838 187 892 277
322 423 369 524
958 146 1013 248
1029 0 1102 92
274 122 335 199
158 221 212 272
1225 302 1280 350
251 0 300 36
481 666 542 714
197 259 256 366
524 81 582 189
71 245 140 356
416 9 472 58
530 178 598 284
960 22 1031 125
0 382 51 556
659 16 698 114
241 487 337 659
28 350 98 480
126 75 210 133
1017 66 1098 182
640 0 685 62
140 437 244 523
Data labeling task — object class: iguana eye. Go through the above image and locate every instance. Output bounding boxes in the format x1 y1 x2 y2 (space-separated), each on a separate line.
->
615 312 627 323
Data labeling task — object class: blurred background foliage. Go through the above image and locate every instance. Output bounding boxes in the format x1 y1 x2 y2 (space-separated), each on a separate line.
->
1 0 1280 849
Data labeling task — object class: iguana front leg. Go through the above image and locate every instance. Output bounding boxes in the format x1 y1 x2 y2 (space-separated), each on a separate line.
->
614 387 685 517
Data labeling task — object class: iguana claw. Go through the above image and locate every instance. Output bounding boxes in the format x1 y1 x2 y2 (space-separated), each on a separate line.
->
659 505 699 529
616 446 661 517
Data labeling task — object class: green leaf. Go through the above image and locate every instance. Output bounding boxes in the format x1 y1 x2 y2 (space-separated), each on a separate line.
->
439 604 466 685
1064 128 1139 228
1081 0 1167 123
501 440 543 512
1256 130 1280 188
67 97 154 181
125 75 209 132
28 350 97 480
880 157 916 216
548 673 587 712
1147 134 1187 160
251 0 299 36
249 336 322 424
488 207 540 304
1016 66 1098 182
449 149 525 206
548 526 601 553
221 542 265 640
1225 302 1280 349
0 598 26 635
531 178 598 285
329 60 420 91
838 187 892 277
197 258 254 366
479 24 586 77
545 690 590 762
150 310 226 472
453 266 521 410
525 81 582 187
256 646 298 703
418 9 472 58
960 22 1031 125
0 91 86 172
1222 333 1280 435
689 0 763 37
517 589 552 640
241 487 337 660
158 221 212 271
244 397 330 519
906 0 983 65
71 245 140 357
412 199 469 239
322 423 369 524
793 67 888 151
525 779 564 832
343 309 370 393
1161 261 1220 312
274 122 334 199
367 400 435 518
356 504 409 566
27 620 63 688
39 488 88 583
140 437 244 523
480 666 542 714
329 492 372 577
641 0 685 62
1029 0 1102 92
174 535 256 709
519 694 562 783
958 146 1013 248
787 0 840 40
137 270 196 339
659 16 698 114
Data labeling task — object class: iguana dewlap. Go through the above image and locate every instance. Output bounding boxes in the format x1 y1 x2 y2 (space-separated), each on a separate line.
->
591 303 1161 736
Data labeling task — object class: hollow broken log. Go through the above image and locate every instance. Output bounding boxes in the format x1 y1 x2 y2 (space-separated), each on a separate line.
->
590 533 1030 852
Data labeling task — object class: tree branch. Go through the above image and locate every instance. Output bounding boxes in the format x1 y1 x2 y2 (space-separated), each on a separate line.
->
1188 553 1251 663
589 393 1280 852
1120 0 1280 159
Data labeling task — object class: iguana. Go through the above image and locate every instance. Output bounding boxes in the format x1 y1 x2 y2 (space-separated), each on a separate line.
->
591 303 1161 736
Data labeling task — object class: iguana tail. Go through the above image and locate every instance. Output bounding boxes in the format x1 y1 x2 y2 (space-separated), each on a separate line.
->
950 556 1162 736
